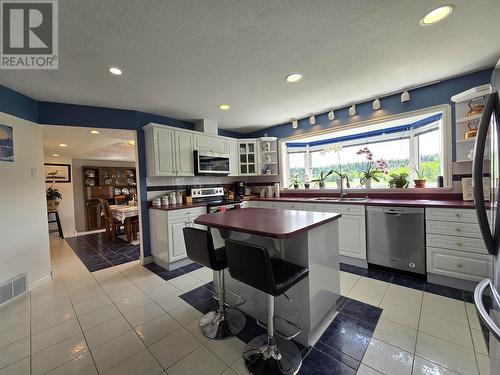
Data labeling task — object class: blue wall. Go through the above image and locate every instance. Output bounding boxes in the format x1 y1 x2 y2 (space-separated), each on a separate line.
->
248 68 493 162
0 67 493 257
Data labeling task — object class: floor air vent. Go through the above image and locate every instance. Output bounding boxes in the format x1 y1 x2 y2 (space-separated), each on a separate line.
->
0 274 28 306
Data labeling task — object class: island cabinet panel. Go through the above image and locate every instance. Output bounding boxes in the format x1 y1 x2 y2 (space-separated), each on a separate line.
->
302 202 366 260
149 207 206 267
425 207 491 282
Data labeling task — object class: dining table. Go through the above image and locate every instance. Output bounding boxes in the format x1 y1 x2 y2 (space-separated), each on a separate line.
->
109 204 139 242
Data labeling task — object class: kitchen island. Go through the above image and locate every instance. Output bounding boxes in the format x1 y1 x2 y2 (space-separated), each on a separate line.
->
194 208 342 346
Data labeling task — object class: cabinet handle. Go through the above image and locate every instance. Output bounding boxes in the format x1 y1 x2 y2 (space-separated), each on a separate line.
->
456 228 463 232
456 213 462 218
457 263 464 268
456 242 464 247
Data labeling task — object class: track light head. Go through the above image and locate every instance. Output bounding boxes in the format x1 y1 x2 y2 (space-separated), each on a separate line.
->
373 98 381 110
401 90 410 103
309 115 316 125
291 119 298 129
348 104 356 116
328 110 335 121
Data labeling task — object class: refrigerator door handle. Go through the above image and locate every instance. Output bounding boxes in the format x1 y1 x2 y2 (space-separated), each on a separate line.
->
474 278 500 342
473 92 500 255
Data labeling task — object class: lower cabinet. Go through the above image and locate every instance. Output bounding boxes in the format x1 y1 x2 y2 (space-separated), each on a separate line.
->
149 207 206 267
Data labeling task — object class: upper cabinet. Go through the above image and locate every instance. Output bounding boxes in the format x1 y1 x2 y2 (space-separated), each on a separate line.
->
144 123 278 178
193 134 227 154
144 125 194 177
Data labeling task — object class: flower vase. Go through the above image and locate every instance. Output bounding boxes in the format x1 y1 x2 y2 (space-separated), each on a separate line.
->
364 178 372 188
319 181 325 189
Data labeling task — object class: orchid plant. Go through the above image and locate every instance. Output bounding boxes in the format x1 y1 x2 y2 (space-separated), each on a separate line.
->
356 147 388 185
319 144 351 188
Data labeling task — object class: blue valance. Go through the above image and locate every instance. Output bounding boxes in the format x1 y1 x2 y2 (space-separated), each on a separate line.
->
287 113 442 148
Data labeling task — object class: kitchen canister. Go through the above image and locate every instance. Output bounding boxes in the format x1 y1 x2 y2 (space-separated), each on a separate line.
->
152 198 161 207
161 195 169 206
274 182 280 197
168 192 176 205
266 186 274 198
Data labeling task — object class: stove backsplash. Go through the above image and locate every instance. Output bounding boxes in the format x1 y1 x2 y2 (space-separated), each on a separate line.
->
146 175 279 200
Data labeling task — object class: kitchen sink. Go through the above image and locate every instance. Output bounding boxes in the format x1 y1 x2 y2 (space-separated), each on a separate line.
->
311 197 367 202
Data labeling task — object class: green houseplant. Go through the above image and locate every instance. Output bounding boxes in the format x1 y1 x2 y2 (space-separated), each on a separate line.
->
412 165 427 188
311 170 334 189
388 172 409 188
289 174 300 189
46 184 62 211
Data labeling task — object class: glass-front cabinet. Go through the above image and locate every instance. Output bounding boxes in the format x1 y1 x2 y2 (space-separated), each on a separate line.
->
238 140 257 175
257 137 278 175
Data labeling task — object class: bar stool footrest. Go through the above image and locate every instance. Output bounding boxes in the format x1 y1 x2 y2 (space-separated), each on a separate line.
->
212 289 246 308
255 316 301 340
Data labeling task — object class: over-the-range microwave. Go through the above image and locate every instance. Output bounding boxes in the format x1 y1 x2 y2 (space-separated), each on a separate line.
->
194 151 230 175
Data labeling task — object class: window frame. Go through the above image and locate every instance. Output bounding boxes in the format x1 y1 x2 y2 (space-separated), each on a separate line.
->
280 104 452 191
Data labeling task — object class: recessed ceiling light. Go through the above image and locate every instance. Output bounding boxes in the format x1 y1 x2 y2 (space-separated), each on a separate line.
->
285 73 303 83
420 5 454 26
218 104 231 111
58 143 67 147
90 130 100 134
108 66 123 75
52 154 59 157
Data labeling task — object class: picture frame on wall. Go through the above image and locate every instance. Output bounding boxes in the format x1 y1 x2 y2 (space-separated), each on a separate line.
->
0 124 14 162
45 163 72 183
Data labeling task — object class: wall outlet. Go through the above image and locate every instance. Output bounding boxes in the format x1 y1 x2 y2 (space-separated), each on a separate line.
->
31 167 37 177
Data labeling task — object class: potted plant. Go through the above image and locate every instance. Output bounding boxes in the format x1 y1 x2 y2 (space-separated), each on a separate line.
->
412 165 427 188
289 174 300 189
388 172 409 188
318 144 350 190
311 170 334 189
304 176 310 189
356 147 389 188
46 183 62 211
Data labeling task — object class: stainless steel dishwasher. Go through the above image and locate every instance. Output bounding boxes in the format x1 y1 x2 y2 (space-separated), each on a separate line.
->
366 206 425 274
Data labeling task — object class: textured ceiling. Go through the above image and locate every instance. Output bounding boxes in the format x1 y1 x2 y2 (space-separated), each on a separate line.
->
42 126 136 161
1 0 499 133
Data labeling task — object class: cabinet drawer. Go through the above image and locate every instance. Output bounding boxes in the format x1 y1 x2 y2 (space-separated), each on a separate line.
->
267 201 304 210
426 233 488 254
194 134 226 153
303 203 364 216
425 208 478 223
426 220 483 239
427 247 491 282
247 200 267 208
167 207 206 220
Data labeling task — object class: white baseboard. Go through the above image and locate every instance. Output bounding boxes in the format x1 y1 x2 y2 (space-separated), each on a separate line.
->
75 229 106 236
141 256 153 265
29 273 53 290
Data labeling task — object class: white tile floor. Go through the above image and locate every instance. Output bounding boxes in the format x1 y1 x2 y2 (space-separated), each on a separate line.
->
0 239 495 374
341 270 494 375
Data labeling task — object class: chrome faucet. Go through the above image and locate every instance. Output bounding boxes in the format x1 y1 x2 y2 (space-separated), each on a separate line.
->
339 176 348 198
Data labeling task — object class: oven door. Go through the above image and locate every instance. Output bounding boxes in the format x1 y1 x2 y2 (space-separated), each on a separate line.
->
195 151 230 175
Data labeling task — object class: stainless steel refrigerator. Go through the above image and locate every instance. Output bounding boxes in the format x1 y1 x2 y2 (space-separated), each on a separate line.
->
473 58 500 373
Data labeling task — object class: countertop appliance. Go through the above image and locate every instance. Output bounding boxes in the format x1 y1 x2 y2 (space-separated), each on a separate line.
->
194 151 230 175
192 187 246 247
473 58 500 371
234 181 245 197
366 206 425 274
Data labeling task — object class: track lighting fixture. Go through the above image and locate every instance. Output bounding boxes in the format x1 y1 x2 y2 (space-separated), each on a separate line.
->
372 98 381 110
291 119 298 129
309 115 316 125
348 104 356 116
401 90 410 103
328 110 335 121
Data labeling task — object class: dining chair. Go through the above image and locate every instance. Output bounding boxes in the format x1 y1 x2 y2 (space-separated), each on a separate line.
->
98 198 121 242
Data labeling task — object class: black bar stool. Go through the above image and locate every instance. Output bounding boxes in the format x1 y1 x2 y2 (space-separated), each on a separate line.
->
183 227 246 339
225 239 309 375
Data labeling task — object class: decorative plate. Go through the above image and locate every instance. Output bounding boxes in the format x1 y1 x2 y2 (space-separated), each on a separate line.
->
130 188 137 195
127 178 136 185
114 188 122 196
121 187 130 195
104 177 113 185
85 178 95 186
85 170 95 177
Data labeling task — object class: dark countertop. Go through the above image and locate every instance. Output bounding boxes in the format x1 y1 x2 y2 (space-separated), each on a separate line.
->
250 196 476 209
149 202 208 211
194 208 342 238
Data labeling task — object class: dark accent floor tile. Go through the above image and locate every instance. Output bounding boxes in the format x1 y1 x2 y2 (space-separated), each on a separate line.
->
237 316 267 344
364 268 394 282
157 269 185 281
333 313 376 336
314 341 360 371
178 263 203 273
180 285 214 305
339 298 382 326
339 263 367 277
300 348 357 374
463 290 474 303
391 274 426 291
317 321 371 362
425 283 464 301
144 263 166 273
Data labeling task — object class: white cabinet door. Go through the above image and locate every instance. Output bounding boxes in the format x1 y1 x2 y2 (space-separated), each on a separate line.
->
154 127 176 176
169 219 188 261
227 139 239 176
194 134 227 153
247 200 267 208
175 131 194 176
338 214 366 260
